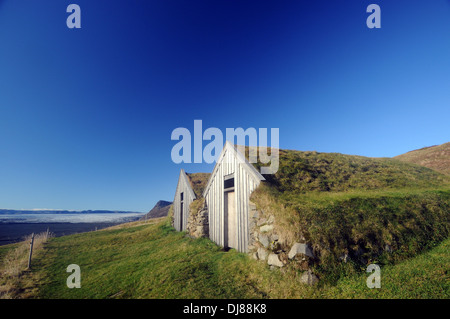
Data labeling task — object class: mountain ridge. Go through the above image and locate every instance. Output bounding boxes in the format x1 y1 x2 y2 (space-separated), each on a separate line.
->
394 142 450 175
140 200 172 220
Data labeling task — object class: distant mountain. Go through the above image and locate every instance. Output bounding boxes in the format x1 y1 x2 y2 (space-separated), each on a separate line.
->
140 200 172 220
394 142 450 176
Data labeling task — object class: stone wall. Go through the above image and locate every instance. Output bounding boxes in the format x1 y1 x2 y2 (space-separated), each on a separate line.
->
186 199 209 239
248 201 319 285
168 205 174 227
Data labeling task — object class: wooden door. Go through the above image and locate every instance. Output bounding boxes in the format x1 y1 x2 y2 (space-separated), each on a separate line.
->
225 190 237 249
180 202 184 231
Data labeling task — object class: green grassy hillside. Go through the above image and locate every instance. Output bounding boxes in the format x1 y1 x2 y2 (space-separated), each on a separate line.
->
394 142 450 176
252 187 450 283
1 218 448 299
252 148 449 193
247 147 450 284
322 237 450 298
1 146 448 299
21 219 318 299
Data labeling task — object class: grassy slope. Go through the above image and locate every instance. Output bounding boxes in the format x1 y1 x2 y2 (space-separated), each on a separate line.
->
32 219 316 299
0 244 16 262
5 218 447 299
0 232 52 298
394 142 450 176
2 147 448 299
322 237 450 298
248 147 450 284
254 148 449 192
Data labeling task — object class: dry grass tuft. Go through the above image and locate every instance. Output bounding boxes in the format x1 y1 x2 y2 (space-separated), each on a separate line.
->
0 231 52 299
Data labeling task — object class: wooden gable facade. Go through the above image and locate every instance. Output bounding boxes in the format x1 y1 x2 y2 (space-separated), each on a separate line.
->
203 142 265 252
173 169 196 231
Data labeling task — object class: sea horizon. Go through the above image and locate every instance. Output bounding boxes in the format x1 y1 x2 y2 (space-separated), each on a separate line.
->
0 209 147 245
0 209 146 224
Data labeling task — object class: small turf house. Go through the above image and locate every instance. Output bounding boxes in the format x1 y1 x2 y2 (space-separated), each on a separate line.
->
173 169 195 231
203 142 265 252
172 169 211 232
173 142 265 252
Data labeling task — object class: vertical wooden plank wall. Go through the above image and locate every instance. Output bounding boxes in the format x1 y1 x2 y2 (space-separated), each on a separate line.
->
205 145 262 252
173 170 195 231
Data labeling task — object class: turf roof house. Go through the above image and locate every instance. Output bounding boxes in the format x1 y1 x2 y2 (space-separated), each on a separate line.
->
173 142 265 252
173 169 196 231
203 142 265 252
172 170 211 232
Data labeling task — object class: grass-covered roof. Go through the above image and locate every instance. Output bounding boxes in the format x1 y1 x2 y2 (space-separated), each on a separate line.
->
241 145 450 283
186 172 211 198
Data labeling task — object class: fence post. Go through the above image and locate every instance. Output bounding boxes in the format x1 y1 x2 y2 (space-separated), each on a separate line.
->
28 233 35 270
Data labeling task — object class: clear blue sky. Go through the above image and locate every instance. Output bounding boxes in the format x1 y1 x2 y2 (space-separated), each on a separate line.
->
0 1 449 212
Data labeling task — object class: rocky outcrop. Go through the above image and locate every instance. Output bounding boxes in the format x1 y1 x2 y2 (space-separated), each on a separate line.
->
288 243 315 259
267 253 284 268
257 247 268 261
140 200 172 220
299 270 319 286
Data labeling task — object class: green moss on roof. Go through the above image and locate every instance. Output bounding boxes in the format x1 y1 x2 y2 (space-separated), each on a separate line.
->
244 146 449 193
244 145 450 284
186 172 211 198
